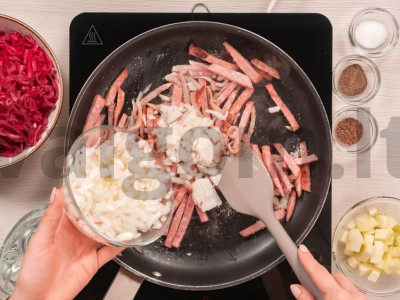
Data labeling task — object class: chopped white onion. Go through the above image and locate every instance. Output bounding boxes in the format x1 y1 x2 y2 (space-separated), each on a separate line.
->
68 132 171 243
192 178 221 211
268 106 281 114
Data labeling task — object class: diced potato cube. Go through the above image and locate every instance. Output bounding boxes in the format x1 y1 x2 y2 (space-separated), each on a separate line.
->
389 258 400 275
384 243 389 252
358 245 374 262
375 215 389 228
375 229 393 241
370 250 385 264
365 229 375 235
356 214 378 232
383 253 393 274
368 207 379 216
370 244 385 264
347 256 359 269
346 228 364 252
388 235 395 246
363 234 374 245
391 246 400 258
386 216 397 229
392 221 400 233
358 262 373 275
374 240 384 248
396 236 400 247
375 259 385 270
340 230 349 243
347 220 356 230
367 268 381 282
344 249 355 256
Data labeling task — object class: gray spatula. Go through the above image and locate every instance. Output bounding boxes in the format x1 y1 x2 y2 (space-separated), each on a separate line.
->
218 143 323 300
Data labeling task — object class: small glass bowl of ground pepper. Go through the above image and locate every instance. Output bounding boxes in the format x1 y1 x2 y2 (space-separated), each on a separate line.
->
332 106 378 154
333 55 380 105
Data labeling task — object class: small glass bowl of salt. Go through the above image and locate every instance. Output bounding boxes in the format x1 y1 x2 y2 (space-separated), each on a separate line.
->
349 7 399 58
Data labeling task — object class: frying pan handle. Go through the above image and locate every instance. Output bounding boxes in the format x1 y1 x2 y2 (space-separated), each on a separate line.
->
103 267 143 300
260 215 324 300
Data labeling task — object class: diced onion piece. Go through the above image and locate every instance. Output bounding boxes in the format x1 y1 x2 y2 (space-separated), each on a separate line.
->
268 106 281 114
192 178 222 211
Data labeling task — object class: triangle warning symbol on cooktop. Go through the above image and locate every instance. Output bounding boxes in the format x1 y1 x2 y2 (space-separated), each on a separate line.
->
82 25 103 45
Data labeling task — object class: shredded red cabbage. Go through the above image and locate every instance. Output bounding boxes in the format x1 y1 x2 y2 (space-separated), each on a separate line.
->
0 31 59 157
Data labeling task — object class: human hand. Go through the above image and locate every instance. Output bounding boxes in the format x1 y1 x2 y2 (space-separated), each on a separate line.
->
290 245 368 300
10 188 124 300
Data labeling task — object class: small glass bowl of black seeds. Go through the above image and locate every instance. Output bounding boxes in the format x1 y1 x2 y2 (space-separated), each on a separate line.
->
332 106 378 154
333 55 381 105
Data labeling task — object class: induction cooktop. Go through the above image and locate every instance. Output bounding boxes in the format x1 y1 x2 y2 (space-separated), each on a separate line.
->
70 12 332 300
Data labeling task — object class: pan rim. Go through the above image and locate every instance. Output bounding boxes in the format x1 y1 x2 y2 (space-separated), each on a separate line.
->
67 19 332 290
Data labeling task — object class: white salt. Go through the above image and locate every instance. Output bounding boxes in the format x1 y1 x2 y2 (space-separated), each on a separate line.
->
355 20 387 49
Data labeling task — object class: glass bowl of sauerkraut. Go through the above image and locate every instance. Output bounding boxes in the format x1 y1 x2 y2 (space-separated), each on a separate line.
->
62 126 173 247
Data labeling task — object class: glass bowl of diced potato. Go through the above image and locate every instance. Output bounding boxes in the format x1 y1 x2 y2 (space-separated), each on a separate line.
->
332 196 400 296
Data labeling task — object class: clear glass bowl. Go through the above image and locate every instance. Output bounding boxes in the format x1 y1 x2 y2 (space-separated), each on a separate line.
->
349 7 399 58
62 126 173 247
333 55 380 105
332 197 400 296
332 106 378 154
0 205 47 298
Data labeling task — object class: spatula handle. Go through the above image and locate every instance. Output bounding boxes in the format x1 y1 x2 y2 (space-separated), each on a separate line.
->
261 215 324 300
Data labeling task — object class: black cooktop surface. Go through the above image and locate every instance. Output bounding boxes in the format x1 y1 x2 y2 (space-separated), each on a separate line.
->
70 13 332 300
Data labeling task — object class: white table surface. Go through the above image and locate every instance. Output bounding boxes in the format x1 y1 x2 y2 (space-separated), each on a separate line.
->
1 0 399 298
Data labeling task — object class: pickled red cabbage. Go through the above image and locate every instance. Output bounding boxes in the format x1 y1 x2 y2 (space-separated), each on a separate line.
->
0 31 59 157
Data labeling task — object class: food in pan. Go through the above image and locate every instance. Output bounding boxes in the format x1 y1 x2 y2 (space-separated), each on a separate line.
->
0 31 59 157
79 41 318 247
340 207 400 282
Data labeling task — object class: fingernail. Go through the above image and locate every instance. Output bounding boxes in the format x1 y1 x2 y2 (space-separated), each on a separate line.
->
50 187 56 204
290 284 301 299
299 244 309 253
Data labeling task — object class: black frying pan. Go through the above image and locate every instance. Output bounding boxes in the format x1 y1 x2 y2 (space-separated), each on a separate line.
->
66 21 331 290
